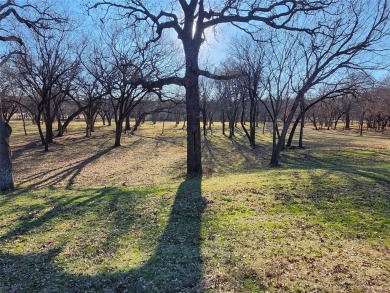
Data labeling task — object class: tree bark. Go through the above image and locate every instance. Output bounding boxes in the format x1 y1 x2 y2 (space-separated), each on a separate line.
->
44 99 53 152
20 107 28 136
56 115 63 137
286 113 301 148
185 74 202 175
240 97 256 148
125 115 131 133
298 108 305 148
201 105 207 137
184 41 202 176
222 112 226 136
61 108 85 135
36 113 45 145
270 119 279 166
114 120 123 147
345 111 351 129
86 115 93 137
131 113 146 134
359 111 365 136
0 115 14 191
270 92 302 166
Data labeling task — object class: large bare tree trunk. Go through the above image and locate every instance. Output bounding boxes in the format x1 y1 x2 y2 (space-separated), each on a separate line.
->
0 114 14 191
185 75 201 175
184 42 202 176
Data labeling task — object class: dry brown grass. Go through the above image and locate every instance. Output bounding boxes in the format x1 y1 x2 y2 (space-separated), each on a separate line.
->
11 121 187 189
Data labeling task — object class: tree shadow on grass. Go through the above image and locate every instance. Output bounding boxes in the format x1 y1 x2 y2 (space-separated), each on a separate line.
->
277 148 390 238
133 133 186 149
0 178 205 292
17 146 115 189
285 148 390 186
201 132 270 175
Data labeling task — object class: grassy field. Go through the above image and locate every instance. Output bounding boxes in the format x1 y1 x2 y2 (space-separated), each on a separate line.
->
1 120 389 292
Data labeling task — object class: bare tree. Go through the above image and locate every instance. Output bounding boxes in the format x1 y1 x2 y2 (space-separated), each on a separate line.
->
267 0 390 166
70 75 107 138
216 72 240 139
199 78 217 136
0 1 63 190
365 83 390 133
86 26 177 146
0 65 22 123
90 0 330 176
232 38 264 148
285 83 361 148
15 30 81 151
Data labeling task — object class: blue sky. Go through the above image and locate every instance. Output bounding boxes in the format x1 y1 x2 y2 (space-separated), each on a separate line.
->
66 1 238 66
32 1 390 82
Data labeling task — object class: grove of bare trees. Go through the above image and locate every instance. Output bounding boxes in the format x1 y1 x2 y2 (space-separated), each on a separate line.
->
1 0 390 190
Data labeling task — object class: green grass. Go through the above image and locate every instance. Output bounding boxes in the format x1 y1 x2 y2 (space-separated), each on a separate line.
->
0 120 389 292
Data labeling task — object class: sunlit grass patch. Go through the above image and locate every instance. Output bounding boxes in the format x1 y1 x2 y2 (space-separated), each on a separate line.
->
200 169 389 292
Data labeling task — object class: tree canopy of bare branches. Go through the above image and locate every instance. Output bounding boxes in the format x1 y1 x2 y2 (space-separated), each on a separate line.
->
90 0 332 175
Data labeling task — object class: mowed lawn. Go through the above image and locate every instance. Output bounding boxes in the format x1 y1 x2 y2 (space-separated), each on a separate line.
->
1 120 389 292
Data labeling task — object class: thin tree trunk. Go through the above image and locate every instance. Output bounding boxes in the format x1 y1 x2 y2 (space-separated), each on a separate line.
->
161 119 166 135
114 119 123 147
345 111 351 129
298 108 305 148
333 113 343 130
37 114 45 145
208 115 213 131
131 113 146 134
270 93 302 166
270 119 279 166
249 102 256 147
222 112 226 136
61 109 85 135
44 100 52 152
359 112 365 136
286 113 301 148
125 115 131 133
57 115 63 137
203 115 207 137
91 114 97 132
228 117 234 138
